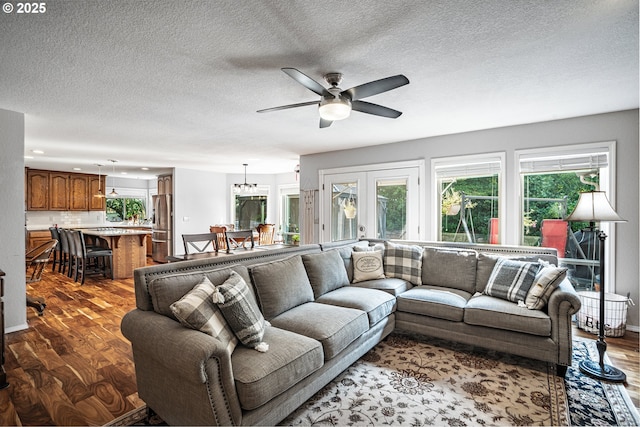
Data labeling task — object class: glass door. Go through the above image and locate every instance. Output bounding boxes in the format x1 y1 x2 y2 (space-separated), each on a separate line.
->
325 173 362 242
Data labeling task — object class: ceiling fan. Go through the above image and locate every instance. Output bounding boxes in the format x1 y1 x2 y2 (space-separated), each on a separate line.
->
257 68 409 128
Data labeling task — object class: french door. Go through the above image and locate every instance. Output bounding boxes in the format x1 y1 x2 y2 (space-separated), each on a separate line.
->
321 164 421 242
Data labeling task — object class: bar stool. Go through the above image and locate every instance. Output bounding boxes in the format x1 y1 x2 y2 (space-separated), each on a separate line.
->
69 230 113 284
48 227 62 272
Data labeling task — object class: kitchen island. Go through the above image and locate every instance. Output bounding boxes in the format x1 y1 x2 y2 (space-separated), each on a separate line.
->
78 228 149 279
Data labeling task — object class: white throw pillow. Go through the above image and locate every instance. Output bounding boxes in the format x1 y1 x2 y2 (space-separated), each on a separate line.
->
352 250 385 283
525 260 568 310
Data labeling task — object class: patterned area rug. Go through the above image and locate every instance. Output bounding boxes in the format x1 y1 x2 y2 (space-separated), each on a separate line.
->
109 332 639 426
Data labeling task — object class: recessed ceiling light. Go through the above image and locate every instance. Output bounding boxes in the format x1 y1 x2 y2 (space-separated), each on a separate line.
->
24 155 34 159
32 149 44 154
121 172 128 175
73 167 82 171
141 167 149 171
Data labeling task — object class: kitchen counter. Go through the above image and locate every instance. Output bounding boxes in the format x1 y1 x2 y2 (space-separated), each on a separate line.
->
78 227 150 279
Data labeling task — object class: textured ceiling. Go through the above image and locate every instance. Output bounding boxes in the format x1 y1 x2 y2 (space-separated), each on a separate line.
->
1 0 638 178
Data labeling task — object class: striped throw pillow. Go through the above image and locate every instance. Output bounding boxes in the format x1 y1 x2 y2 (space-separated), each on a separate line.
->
483 258 539 303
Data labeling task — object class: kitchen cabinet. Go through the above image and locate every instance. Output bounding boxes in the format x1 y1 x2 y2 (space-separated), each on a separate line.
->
27 230 52 251
49 172 69 210
69 175 89 210
158 174 172 195
26 169 49 210
25 169 106 211
88 175 106 210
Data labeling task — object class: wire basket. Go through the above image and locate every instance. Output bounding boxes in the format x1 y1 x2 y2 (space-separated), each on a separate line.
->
577 291 634 337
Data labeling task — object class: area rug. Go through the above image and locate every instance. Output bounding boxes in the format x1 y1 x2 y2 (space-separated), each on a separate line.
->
108 333 639 426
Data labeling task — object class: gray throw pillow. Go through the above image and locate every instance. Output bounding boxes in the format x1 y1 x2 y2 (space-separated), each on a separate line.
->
250 255 314 320
384 242 424 285
525 261 568 310
170 277 238 354
213 271 268 352
302 250 350 298
483 258 539 303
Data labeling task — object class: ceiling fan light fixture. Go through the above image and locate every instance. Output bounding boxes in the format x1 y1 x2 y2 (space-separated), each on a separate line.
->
319 96 351 121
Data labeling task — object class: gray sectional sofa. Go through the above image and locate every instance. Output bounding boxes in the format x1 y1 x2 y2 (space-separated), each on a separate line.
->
121 239 581 426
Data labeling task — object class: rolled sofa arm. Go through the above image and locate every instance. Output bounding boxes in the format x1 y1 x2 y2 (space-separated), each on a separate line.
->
547 279 582 366
121 309 242 426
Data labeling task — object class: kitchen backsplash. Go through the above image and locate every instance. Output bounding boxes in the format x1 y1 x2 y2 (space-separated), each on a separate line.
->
26 211 106 229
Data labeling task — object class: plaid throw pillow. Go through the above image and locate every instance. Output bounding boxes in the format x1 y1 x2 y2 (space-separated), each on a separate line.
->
483 258 539 303
213 271 268 352
170 277 238 354
525 261 568 310
384 242 424 285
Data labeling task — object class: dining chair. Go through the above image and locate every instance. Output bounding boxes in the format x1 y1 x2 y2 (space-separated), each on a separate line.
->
182 232 219 254
256 224 275 245
224 230 255 253
209 226 228 251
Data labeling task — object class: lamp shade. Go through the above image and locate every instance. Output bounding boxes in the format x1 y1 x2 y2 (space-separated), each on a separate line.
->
565 191 625 223
319 98 351 121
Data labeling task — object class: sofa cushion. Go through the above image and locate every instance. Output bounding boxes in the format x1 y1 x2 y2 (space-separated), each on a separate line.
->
384 242 424 284
475 253 558 293
302 250 350 298
250 255 314 320
269 302 368 360
316 286 396 326
333 241 371 282
352 250 385 283
232 326 323 411
351 277 412 296
483 258 539 303
169 277 238 354
150 265 252 319
397 285 471 322
464 294 552 336
525 263 568 310
213 271 268 351
421 247 478 294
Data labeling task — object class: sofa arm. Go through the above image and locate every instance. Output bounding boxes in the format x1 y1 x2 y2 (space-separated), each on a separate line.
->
121 309 242 426
547 279 582 366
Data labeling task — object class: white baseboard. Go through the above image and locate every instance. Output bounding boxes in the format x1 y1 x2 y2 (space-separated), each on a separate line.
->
5 322 28 334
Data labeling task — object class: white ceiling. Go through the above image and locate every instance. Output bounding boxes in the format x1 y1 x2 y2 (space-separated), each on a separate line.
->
1 1 638 179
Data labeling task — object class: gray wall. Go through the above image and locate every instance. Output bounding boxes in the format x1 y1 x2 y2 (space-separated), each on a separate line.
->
300 110 639 330
0 109 27 332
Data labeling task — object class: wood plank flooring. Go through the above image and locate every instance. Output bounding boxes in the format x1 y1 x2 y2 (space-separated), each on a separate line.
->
1 264 638 425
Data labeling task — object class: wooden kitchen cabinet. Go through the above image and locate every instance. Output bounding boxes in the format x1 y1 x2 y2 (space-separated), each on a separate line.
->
26 169 49 210
27 230 52 251
69 174 89 210
88 175 106 210
26 169 106 211
49 172 69 210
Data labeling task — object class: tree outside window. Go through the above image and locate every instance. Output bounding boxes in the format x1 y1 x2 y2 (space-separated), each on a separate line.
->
106 198 146 223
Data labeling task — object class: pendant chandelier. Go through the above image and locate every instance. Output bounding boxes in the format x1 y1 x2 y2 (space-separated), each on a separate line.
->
233 163 258 194
93 163 105 198
108 159 118 197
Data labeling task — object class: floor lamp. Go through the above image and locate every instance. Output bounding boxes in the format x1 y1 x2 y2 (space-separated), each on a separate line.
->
566 191 626 382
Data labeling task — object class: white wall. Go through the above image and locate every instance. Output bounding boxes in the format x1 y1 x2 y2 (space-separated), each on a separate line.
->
0 109 27 332
300 110 639 330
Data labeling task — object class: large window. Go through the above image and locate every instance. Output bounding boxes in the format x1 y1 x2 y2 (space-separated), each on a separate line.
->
518 146 613 292
106 196 147 222
235 194 267 230
433 154 504 244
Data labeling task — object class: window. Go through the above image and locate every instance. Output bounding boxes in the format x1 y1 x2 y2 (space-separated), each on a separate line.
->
280 187 300 244
235 194 267 230
518 145 613 292
106 197 147 222
433 154 504 244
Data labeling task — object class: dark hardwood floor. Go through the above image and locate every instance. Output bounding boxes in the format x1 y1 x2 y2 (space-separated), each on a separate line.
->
1 263 638 425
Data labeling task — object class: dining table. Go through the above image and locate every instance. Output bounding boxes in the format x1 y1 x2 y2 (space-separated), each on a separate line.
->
167 243 296 262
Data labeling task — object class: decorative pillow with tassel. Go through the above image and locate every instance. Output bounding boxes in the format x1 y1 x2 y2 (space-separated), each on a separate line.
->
212 271 269 352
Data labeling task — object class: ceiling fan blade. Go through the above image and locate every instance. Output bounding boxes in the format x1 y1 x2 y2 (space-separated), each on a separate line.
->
282 68 330 97
351 100 402 118
343 75 409 101
320 118 333 128
257 100 319 113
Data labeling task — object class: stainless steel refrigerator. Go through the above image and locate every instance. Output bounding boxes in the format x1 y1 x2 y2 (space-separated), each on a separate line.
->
152 194 173 262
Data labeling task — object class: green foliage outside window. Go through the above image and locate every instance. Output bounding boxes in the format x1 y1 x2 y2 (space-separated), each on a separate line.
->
106 198 146 222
